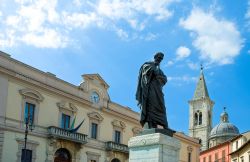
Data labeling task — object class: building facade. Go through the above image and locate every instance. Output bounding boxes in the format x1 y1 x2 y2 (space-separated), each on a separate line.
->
174 132 200 162
230 131 250 162
0 51 142 162
0 51 201 162
199 131 250 162
200 140 231 162
189 67 214 151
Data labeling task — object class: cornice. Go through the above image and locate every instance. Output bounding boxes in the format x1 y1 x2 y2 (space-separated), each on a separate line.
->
102 107 139 125
111 119 126 129
174 132 200 146
0 65 140 122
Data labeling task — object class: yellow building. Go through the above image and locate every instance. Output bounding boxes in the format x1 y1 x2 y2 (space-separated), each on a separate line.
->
0 51 200 162
230 131 250 162
174 132 200 162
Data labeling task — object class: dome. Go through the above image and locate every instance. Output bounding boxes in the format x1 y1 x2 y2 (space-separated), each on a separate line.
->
209 108 239 139
210 122 239 139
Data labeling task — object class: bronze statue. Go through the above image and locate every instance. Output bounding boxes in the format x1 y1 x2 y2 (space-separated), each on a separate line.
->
136 52 168 129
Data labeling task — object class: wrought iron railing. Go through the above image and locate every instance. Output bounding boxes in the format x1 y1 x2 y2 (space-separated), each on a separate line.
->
48 126 88 144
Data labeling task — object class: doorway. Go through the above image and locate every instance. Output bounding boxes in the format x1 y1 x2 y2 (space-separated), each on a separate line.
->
54 148 71 162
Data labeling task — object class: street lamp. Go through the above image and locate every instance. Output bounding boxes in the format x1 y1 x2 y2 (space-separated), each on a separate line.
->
22 115 34 162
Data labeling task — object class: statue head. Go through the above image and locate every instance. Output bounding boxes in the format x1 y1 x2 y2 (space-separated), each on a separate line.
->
154 52 164 65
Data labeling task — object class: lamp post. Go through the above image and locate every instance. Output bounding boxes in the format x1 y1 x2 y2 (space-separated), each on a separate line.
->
22 115 34 162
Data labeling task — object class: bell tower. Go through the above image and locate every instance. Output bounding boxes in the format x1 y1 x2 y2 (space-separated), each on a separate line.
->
189 65 214 151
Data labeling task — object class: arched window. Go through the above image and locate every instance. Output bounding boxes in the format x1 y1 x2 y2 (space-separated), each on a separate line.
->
199 139 202 145
199 112 202 125
194 113 198 126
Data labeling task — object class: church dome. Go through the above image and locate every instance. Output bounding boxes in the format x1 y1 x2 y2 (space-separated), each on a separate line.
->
209 108 239 139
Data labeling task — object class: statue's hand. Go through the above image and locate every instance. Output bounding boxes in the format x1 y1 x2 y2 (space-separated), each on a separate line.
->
156 76 166 85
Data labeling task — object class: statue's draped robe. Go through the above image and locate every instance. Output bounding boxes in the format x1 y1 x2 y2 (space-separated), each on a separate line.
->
136 62 168 128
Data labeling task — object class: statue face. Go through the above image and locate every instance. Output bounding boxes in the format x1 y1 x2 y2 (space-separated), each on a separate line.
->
154 55 163 65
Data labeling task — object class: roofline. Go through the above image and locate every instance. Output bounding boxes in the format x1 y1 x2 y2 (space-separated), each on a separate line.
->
229 140 250 155
0 51 78 88
0 51 139 118
174 132 201 146
200 140 231 154
242 130 250 135
229 134 243 142
82 73 110 89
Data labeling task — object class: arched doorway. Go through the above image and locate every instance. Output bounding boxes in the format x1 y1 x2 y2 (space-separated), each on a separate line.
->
54 148 71 162
111 158 120 162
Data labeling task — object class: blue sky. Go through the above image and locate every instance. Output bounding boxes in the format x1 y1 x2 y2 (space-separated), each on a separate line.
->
0 0 249 134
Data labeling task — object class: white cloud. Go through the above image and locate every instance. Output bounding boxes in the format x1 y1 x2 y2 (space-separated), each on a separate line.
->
187 62 199 70
180 8 243 65
116 28 129 39
96 0 177 21
164 46 191 67
145 33 158 41
176 46 191 60
168 75 196 85
166 60 174 67
21 29 68 48
0 0 179 48
6 16 21 28
0 30 17 47
73 0 82 7
1 0 66 48
62 12 99 29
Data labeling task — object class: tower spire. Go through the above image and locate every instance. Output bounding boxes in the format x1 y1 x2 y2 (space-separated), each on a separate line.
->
189 64 214 151
193 65 209 99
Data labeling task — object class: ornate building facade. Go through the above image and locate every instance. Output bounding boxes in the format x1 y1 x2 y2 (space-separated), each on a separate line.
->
0 51 201 162
230 131 250 162
0 51 142 162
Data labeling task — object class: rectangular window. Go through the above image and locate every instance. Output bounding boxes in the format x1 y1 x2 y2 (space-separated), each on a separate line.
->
215 153 218 162
61 114 71 129
90 160 96 162
188 152 191 162
25 102 35 124
91 123 98 139
222 150 225 162
114 130 121 144
241 156 244 162
203 157 206 162
236 141 239 149
208 155 211 162
21 149 32 162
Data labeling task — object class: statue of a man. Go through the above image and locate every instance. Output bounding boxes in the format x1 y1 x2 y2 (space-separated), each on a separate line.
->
136 52 168 129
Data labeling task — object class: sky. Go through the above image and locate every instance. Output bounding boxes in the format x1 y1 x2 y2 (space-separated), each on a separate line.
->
0 0 249 134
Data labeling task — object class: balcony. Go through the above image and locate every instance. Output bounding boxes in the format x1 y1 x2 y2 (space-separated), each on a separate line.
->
105 141 129 153
48 126 88 144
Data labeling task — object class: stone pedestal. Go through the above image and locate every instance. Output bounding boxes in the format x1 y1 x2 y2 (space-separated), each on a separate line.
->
128 133 180 162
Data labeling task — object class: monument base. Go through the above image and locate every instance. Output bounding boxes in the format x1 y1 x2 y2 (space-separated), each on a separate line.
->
128 132 180 162
139 128 175 137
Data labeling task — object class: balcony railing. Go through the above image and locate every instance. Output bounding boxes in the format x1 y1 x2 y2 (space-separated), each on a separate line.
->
48 126 88 144
105 141 129 153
